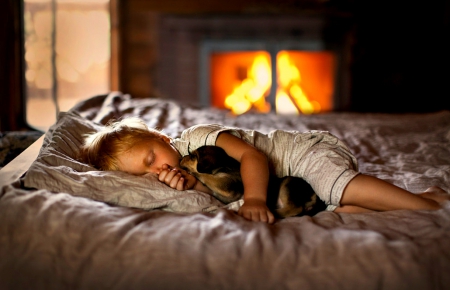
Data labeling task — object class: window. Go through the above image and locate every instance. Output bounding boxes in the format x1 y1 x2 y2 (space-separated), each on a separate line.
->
23 0 110 131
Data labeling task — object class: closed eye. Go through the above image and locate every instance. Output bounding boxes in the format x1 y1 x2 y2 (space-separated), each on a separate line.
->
146 150 155 167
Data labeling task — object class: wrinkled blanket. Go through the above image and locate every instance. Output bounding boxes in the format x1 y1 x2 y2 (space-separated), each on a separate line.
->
1 92 450 290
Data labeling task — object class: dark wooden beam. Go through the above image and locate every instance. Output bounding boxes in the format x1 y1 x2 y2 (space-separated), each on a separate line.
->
0 0 28 131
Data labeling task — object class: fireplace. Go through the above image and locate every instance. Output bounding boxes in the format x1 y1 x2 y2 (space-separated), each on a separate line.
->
156 14 352 114
202 42 335 115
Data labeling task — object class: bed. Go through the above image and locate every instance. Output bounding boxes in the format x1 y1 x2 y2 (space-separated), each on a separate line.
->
1 91 450 290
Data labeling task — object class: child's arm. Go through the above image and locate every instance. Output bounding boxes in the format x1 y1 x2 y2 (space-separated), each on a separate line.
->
216 132 275 224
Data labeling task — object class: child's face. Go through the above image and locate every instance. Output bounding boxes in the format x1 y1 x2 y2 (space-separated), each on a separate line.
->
116 136 181 176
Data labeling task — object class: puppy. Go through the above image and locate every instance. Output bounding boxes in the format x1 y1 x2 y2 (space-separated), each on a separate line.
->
180 146 326 218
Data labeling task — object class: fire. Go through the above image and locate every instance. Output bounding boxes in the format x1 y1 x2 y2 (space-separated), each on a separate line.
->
224 51 321 115
276 52 320 115
224 54 271 115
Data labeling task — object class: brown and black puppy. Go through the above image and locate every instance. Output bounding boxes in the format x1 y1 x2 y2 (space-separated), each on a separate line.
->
180 146 326 218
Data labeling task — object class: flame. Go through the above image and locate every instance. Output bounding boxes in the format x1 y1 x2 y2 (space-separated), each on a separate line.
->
224 51 320 115
224 54 271 114
276 51 319 115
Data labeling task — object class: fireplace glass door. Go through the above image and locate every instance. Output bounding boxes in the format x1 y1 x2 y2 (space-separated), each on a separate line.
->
209 49 335 115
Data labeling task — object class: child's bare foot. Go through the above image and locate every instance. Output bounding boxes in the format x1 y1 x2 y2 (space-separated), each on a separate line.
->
418 186 449 204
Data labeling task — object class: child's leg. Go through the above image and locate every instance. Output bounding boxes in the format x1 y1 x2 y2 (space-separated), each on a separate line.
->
334 205 374 213
338 174 447 212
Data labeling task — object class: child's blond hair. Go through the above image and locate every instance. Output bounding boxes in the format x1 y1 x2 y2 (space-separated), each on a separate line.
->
80 117 166 171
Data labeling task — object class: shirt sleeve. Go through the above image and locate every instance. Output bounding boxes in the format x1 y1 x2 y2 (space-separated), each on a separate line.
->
179 124 242 155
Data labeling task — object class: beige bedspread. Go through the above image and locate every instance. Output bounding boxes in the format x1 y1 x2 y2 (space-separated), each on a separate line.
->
1 92 449 290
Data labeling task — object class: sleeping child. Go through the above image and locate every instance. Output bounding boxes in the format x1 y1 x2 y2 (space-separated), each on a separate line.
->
80 117 449 224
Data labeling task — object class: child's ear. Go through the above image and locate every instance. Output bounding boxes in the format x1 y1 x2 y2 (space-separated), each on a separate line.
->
160 135 171 143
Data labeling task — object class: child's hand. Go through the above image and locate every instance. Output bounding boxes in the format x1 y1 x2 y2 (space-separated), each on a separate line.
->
158 164 197 190
238 198 275 224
